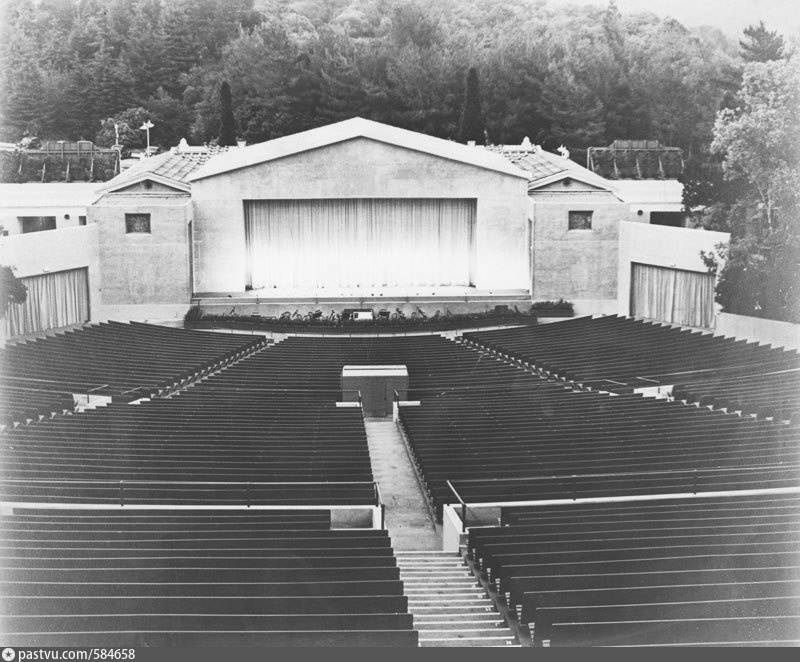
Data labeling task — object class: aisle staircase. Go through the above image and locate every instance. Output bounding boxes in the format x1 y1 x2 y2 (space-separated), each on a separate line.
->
396 551 519 647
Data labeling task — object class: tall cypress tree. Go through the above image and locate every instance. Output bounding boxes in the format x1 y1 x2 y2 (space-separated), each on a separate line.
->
218 81 237 146
459 67 485 144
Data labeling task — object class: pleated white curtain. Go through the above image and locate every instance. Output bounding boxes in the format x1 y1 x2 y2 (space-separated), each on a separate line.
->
245 199 476 289
5 268 90 336
631 263 715 328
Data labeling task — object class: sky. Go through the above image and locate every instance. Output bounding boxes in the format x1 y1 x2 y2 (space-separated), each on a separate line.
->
542 0 800 38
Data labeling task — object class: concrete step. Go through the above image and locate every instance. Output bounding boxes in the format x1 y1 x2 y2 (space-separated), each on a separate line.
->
420 640 518 647
395 548 516 647
414 613 503 622
419 636 518 647
407 599 492 607
415 621 507 631
407 605 498 615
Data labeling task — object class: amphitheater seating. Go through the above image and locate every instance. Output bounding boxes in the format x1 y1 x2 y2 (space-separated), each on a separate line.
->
467 494 800 646
398 377 800 516
5 324 800 647
0 385 75 427
0 321 267 403
1 509 417 647
464 316 800 418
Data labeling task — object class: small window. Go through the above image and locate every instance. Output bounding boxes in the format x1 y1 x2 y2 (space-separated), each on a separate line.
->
78 215 87 226
20 216 57 233
125 213 151 234
568 211 593 231
650 211 683 228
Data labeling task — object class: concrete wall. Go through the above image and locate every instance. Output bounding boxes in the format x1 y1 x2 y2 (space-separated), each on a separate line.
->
0 183 97 235
530 188 621 305
716 313 800 351
191 137 530 292
617 221 730 317
0 224 101 320
89 193 192 320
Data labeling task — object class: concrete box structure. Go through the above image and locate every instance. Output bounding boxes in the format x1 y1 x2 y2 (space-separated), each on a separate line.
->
529 180 621 312
342 365 409 418
90 190 192 322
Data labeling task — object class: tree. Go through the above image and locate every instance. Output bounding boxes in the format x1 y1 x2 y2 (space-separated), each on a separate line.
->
712 56 800 231
218 81 238 146
95 107 158 151
458 66 484 144
0 265 27 319
740 21 785 63
703 54 800 322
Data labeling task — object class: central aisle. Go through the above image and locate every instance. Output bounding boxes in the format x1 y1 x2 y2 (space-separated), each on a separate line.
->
364 420 440 551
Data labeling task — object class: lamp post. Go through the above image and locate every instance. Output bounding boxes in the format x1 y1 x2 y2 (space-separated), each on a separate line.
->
139 120 154 156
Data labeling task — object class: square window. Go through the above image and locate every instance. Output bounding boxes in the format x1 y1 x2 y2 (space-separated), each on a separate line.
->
125 213 151 234
78 215 87 226
568 210 593 231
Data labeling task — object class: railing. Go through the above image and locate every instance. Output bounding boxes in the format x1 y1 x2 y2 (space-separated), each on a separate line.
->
445 465 800 523
373 480 385 529
446 479 468 532
0 479 384 511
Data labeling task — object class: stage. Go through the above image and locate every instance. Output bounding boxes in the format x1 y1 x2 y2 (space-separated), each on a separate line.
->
192 286 532 318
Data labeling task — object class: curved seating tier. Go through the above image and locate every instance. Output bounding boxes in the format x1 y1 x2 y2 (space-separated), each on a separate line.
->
1 321 267 404
0 385 75 427
398 377 800 517
1 510 417 647
464 316 800 418
467 494 800 646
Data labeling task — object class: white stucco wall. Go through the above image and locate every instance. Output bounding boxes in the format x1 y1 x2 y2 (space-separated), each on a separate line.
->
716 313 800 351
191 137 530 293
617 221 730 316
0 224 101 320
0 183 99 234
530 185 623 305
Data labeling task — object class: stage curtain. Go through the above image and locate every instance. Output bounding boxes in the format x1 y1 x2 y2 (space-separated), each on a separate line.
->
244 199 476 289
6 268 90 336
631 263 714 328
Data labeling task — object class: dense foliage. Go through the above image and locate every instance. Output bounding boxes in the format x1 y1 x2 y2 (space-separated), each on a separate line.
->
0 266 28 318
1 0 739 160
694 36 799 323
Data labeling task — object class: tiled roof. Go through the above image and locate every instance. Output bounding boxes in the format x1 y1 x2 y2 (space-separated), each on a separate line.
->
484 145 566 183
486 144 612 191
100 145 228 192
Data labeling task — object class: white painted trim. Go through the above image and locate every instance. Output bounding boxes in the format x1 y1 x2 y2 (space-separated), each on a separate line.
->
0 502 376 510
101 172 191 194
189 117 530 181
449 486 800 510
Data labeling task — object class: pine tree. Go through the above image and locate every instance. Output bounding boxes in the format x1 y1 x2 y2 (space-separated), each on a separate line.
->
740 21 785 62
459 67 484 144
218 81 237 146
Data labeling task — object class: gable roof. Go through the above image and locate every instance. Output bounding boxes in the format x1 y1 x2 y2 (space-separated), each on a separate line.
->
188 117 530 182
99 146 228 194
486 143 614 193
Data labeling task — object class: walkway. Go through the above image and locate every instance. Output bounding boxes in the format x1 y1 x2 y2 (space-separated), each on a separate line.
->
364 419 439 551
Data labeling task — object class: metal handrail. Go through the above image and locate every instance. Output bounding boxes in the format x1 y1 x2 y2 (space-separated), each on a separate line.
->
1 479 383 512
444 463 800 485
446 479 468 533
373 481 385 530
